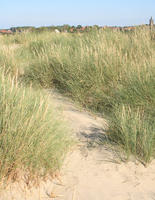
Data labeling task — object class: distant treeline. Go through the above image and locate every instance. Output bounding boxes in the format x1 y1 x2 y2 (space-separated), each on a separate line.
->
10 25 101 33
0 24 154 34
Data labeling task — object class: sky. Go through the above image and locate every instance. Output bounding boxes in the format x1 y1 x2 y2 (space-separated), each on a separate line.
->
0 0 155 29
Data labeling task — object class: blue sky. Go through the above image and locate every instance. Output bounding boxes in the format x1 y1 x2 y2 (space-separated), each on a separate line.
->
0 0 155 29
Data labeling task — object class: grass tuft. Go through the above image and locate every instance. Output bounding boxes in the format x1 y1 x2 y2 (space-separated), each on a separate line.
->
0 71 72 184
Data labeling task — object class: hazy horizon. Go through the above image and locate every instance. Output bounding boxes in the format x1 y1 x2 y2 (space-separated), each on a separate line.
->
0 0 154 29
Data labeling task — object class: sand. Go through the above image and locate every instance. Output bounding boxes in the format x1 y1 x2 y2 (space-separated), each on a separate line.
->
1 89 155 200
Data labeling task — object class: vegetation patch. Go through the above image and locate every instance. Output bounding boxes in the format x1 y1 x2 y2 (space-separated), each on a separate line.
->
0 70 71 184
0 27 154 170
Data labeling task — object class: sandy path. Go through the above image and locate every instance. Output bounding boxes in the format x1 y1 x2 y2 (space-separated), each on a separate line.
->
49 90 155 200
1 89 155 200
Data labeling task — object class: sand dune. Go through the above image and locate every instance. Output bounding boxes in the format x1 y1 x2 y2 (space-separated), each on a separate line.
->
1 90 155 200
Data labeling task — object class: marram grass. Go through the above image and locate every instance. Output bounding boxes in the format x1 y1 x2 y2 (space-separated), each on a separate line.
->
0 27 155 165
0 71 72 184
